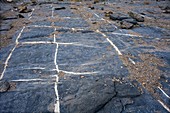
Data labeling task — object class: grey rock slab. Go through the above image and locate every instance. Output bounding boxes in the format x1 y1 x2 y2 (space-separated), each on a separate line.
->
99 23 117 32
132 26 170 38
115 81 142 97
0 82 56 112
29 21 51 26
3 66 56 80
109 13 131 21
57 43 128 77
19 27 54 42
123 91 169 113
97 98 123 113
53 9 79 17
59 77 165 113
59 78 116 113
54 18 89 28
7 44 55 67
2 44 56 80
56 32 106 47
106 31 155 52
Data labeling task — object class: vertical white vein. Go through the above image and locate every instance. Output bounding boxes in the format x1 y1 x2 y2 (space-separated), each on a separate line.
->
0 26 25 80
52 7 54 18
53 27 60 113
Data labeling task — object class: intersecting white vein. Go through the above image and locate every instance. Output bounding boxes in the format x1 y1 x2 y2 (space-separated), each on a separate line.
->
91 7 170 112
85 10 123 56
90 10 118 29
0 26 25 80
83 4 170 112
95 29 122 55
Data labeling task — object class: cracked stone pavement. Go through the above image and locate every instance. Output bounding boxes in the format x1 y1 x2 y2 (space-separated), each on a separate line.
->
0 0 170 113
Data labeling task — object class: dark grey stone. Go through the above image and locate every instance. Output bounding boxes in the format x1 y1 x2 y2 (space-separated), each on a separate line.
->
109 13 130 21
53 9 79 17
0 80 10 92
123 18 138 25
19 27 54 42
97 98 123 113
17 14 25 18
120 21 134 29
0 82 56 112
128 11 144 22
60 78 116 113
54 18 89 28
115 81 142 97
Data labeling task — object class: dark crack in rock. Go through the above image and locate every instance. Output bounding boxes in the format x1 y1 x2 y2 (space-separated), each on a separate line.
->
115 80 142 97
61 79 116 113
55 7 66 10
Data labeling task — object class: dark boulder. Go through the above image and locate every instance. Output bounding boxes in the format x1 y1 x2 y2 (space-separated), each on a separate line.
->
109 13 130 21
123 18 138 25
119 21 134 29
0 80 10 92
128 11 144 22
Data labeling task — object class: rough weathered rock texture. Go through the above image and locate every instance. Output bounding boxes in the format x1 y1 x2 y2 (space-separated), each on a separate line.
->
0 0 170 113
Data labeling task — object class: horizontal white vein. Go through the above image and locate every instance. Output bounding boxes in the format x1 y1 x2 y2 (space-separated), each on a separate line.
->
112 32 143 37
60 70 99 75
